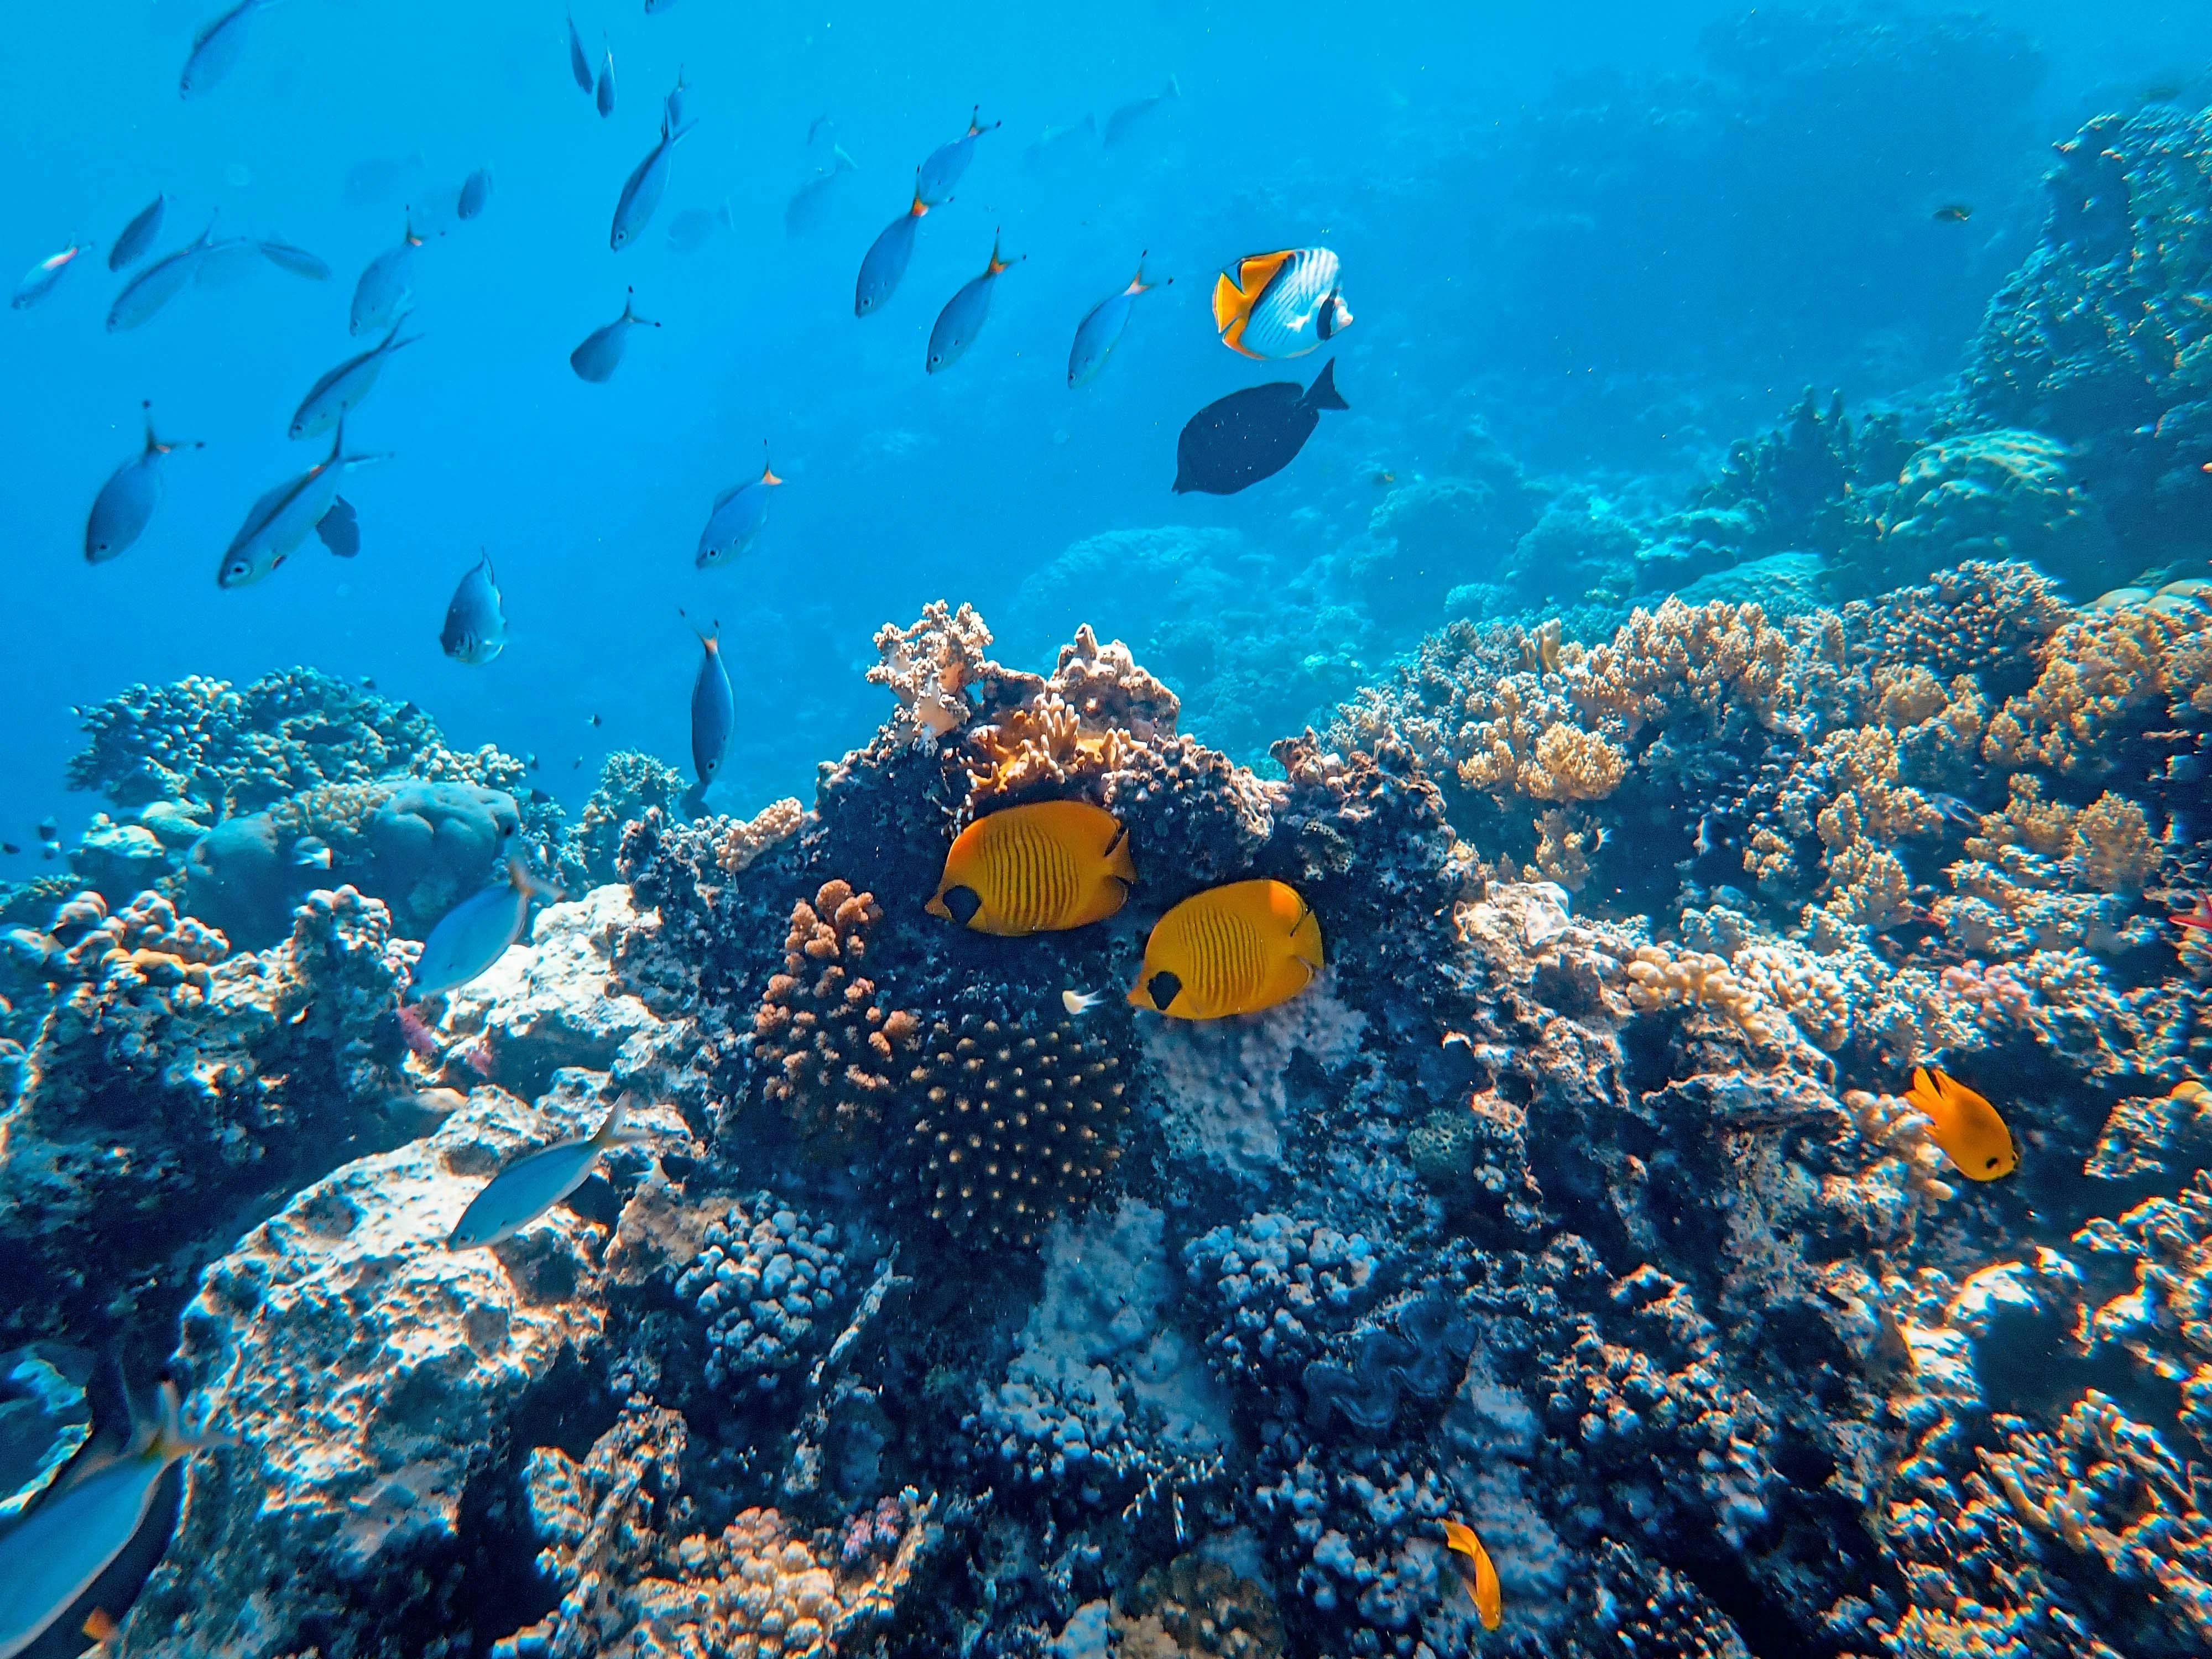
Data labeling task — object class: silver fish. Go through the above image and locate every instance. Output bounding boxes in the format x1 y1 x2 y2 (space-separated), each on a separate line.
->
695 457 783 568
457 167 493 221
1069 253 1165 387
289 321 421 441
1104 74 1180 147
109 194 167 270
292 834 332 869
610 112 697 251
11 241 92 310
916 105 998 205
446 1096 646 1250
180 0 272 99
0 1382 231 1659
596 46 615 118
688 615 732 791
1025 115 1097 166
666 200 732 254
441 551 507 665
784 147 855 237
105 217 217 331
349 213 422 337
259 238 330 280
216 421 387 588
86 401 202 564
926 232 1018 374
569 287 659 382
410 854 564 1000
566 11 592 93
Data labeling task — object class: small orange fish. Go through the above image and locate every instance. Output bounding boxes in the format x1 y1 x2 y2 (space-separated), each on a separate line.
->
1903 1066 2020 1181
83 1608 119 1643
2172 895 2212 931
927 800 1135 936
1128 879 1322 1019
1442 1520 1502 1630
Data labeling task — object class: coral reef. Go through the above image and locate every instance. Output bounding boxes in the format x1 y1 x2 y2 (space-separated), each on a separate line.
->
673 1195 848 1393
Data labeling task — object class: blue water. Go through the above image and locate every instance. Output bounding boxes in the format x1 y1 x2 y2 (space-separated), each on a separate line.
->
1 0 2206 834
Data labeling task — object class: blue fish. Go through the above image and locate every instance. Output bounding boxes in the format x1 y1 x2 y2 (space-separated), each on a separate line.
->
441 551 507 665
1103 75 1180 147
105 217 218 331
447 1096 648 1250
667 200 732 254
217 420 387 588
109 194 167 271
663 66 688 128
687 616 733 796
611 112 697 251
596 45 615 118
258 238 330 280
410 853 565 1000
855 178 928 316
0 1382 231 1659
86 401 202 565
11 241 93 310
289 321 421 440
695 455 784 569
315 494 360 559
349 212 422 337
785 147 856 237
570 287 659 382
1068 253 1167 388
566 11 593 93
927 232 1019 374
457 168 494 221
180 0 274 99
917 105 999 206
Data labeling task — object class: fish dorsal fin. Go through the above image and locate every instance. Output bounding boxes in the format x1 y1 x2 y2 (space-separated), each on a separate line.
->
711 483 745 510
1237 249 1295 300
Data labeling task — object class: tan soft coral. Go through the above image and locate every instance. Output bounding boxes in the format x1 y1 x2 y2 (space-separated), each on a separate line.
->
961 695 1128 817
1621 943 1792 1048
1566 597 1818 741
1983 606 2204 775
868 601 993 742
2067 791 2161 894
713 799 804 876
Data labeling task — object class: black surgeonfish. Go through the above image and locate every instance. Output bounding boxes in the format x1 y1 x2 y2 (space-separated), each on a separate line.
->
1172 359 1347 495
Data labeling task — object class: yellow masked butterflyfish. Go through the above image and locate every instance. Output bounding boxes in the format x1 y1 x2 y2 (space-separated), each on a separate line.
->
927 800 1135 936
1128 878 1322 1019
1903 1066 2020 1181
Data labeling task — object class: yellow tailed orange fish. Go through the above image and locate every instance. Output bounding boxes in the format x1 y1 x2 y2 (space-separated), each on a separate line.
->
927 800 1134 936
1903 1066 2020 1181
1128 878 1322 1019
1442 1520 1502 1631
1212 247 1351 359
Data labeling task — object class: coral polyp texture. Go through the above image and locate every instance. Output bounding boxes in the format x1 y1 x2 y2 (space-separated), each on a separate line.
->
11 92 2212 1659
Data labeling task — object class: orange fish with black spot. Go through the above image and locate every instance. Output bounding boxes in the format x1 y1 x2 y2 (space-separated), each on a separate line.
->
1442 1520 1503 1630
927 800 1134 936
1903 1066 2020 1181
1128 878 1322 1019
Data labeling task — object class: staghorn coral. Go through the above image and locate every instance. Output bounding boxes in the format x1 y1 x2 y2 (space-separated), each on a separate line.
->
752 880 919 1156
903 1012 1126 1248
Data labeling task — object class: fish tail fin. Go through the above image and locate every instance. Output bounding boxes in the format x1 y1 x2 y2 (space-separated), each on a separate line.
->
832 145 857 172
1103 820 1136 885
1166 74 1182 99
598 1092 653 1146
1127 251 1156 294
1304 358 1348 411
507 853 566 905
149 1379 237 1459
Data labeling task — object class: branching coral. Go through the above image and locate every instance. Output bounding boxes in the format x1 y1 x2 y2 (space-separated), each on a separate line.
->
752 880 919 1155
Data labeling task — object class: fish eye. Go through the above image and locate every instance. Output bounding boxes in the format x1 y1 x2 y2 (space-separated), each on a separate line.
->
1145 969 1182 1010
944 885 982 925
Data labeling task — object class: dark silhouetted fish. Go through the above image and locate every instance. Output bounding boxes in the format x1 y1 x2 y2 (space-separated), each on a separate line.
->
686 615 732 806
667 200 732 254
566 12 593 92
596 45 615 118
1932 203 1972 222
258 238 330 280
1104 76 1179 147
349 212 422 336
1172 358 1347 495
927 232 1019 374
695 454 782 568
570 287 659 381
917 106 998 205
855 176 928 316
611 113 696 250
86 402 202 564
109 195 167 271
180 0 272 98
106 217 217 331
784 148 856 237
457 168 494 221
290 321 420 440
217 421 385 587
